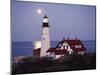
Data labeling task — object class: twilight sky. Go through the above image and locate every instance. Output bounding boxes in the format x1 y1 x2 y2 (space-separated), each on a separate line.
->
12 0 96 41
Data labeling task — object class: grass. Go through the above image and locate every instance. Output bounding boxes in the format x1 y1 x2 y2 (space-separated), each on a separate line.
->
12 53 96 75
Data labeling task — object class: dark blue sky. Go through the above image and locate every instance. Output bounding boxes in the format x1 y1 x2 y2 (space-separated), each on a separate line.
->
12 0 96 41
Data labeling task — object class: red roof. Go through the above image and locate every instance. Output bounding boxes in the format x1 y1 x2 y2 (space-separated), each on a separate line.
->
33 48 41 56
47 48 68 55
56 39 86 52
33 48 41 51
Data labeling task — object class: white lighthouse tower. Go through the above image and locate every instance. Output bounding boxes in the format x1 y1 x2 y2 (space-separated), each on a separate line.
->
40 14 50 57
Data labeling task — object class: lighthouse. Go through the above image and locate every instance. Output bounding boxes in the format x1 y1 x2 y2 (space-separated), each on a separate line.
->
40 14 50 57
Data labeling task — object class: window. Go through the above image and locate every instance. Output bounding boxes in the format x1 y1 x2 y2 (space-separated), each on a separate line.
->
75 45 81 48
63 45 65 49
43 37 45 40
63 45 68 49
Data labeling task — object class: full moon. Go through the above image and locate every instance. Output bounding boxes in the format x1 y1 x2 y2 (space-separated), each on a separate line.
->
37 9 42 14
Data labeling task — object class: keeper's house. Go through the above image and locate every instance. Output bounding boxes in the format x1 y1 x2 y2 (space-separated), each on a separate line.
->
47 38 86 59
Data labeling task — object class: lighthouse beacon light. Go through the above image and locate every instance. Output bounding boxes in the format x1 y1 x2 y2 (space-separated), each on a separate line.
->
43 18 48 23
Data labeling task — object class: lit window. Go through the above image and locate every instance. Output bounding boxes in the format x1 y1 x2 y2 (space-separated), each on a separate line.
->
75 45 81 48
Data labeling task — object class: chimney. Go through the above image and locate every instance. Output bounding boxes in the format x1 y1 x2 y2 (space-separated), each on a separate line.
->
63 37 65 40
68 37 69 40
75 37 78 40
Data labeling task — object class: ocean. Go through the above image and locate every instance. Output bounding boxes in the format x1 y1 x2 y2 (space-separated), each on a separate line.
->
12 40 96 59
